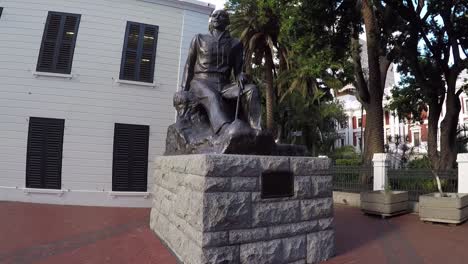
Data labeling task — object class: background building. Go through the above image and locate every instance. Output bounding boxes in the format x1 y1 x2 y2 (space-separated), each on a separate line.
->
335 62 468 158
0 0 214 207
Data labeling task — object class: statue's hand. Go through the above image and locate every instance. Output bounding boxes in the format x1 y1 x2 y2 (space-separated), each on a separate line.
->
237 72 248 85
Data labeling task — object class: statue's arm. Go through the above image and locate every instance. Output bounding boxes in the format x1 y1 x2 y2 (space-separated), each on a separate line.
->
233 41 244 82
181 35 198 91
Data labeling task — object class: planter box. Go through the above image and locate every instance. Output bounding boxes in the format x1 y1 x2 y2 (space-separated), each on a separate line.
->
361 191 408 218
419 193 468 224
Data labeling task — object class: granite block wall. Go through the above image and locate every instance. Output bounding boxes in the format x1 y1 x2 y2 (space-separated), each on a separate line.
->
150 154 334 264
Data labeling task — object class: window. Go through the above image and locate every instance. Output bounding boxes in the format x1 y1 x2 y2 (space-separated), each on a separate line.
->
340 138 345 147
113 123 150 192
358 118 362 128
0 7 3 19
37 12 81 74
26 117 65 189
120 22 159 83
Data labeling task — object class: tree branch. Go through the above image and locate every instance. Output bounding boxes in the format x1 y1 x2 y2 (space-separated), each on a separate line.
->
440 6 461 68
379 55 392 89
351 33 370 104
416 0 425 14
454 58 468 76
385 0 448 73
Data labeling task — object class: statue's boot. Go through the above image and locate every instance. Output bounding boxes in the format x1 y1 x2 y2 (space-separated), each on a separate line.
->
218 119 253 139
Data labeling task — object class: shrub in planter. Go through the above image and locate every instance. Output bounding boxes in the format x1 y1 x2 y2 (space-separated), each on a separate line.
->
335 159 362 166
361 190 409 219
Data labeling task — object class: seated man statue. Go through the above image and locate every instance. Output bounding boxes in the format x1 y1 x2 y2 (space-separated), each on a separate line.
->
181 9 261 136
165 10 274 155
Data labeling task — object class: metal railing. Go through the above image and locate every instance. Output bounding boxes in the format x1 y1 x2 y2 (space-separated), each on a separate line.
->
332 165 373 193
387 168 458 201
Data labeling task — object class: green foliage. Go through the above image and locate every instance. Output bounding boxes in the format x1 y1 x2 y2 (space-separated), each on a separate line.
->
389 178 451 194
386 0 467 169
227 0 282 71
227 0 353 155
386 76 428 123
276 90 347 156
407 156 432 169
335 159 362 166
330 146 361 160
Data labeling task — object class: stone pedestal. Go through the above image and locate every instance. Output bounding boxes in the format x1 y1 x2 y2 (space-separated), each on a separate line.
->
150 154 335 264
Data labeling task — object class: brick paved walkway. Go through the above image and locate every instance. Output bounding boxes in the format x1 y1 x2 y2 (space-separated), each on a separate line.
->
1 202 467 264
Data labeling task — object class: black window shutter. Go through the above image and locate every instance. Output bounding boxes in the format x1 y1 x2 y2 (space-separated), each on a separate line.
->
0 8 3 19
37 12 80 74
26 117 65 189
120 22 159 83
113 123 150 192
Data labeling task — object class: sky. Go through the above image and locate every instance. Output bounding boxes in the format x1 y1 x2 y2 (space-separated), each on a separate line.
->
200 0 226 10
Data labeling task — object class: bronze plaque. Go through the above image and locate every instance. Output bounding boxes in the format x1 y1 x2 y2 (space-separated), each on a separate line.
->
261 171 294 199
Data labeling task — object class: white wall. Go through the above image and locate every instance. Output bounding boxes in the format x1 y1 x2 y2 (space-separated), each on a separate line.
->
0 0 212 207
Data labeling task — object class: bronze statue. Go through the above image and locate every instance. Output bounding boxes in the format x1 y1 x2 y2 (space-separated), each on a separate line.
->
181 9 262 137
165 10 275 155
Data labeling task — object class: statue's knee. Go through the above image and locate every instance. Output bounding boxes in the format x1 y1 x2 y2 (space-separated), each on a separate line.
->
243 84 257 95
243 84 260 100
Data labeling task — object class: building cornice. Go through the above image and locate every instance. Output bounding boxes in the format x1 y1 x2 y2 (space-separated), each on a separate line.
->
138 0 215 15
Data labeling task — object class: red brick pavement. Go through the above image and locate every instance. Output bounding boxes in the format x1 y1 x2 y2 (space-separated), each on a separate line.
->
326 205 468 264
0 201 176 264
1 201 468 264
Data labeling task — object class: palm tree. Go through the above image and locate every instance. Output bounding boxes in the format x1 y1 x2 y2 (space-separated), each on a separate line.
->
228 1 281 132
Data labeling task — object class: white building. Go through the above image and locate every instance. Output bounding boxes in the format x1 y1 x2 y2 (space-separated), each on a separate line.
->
336 68 468 156
0 0 214 207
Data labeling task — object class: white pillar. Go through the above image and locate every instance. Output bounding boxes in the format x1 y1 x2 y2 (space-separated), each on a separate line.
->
457 154 468 193
373 153 389 191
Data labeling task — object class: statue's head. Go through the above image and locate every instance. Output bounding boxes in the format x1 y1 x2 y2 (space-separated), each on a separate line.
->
209 10 230 32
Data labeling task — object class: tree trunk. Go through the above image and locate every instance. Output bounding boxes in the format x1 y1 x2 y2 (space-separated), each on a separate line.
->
438 80 461 170
427 97 443 169
264 47 275 132
361 0 385 165
363 101 385 164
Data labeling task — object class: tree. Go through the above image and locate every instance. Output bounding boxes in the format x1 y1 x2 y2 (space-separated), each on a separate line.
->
227 0 283 132
386 76 428 124
385 0 467 170
277 88 347 156
350 0 402 166
275 0 354 145
228 0 354 148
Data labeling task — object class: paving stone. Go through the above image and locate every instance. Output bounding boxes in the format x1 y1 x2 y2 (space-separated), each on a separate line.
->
231 177 258 192
317 218 334 231
301 198 333 221
311 176 333 197
202 231 229 248
229 227 269 244
202 246 240 264
268 220 318 239
240 238 283 264
307 230 335 263
204 177 231 192
282 236 306 262
290 157 331 176
203 192 252 231
253 200 300 227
